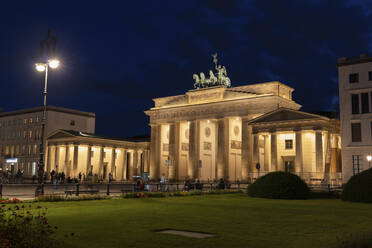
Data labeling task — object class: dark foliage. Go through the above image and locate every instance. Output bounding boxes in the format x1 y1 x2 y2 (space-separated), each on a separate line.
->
341 168 372 203
248 172 310 199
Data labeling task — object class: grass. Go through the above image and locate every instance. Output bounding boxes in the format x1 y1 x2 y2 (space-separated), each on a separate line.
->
36 194 372 248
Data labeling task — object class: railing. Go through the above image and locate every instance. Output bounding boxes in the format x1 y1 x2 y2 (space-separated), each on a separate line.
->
0 182 250 199
0 178 344 200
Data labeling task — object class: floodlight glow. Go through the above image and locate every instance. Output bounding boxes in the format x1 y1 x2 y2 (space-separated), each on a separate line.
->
35 63 46 72
48 59 60 69
367 155 372 162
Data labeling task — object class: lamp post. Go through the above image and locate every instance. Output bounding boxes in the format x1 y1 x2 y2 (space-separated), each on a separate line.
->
367 155 372 169
35 59 60 184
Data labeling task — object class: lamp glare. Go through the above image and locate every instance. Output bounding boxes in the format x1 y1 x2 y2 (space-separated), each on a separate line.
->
35 64 46 72
48 59 60 69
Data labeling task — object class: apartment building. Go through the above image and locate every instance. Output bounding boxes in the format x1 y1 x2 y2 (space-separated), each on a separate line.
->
337 54 372 182
0 106 95 177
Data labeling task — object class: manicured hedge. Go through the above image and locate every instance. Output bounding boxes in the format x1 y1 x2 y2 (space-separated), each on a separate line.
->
248 172 310 199
341 168 372 203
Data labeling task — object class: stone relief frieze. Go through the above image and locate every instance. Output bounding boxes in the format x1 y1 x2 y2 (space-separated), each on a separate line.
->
203 142 212 151
231 140 241 149
181 143 189 151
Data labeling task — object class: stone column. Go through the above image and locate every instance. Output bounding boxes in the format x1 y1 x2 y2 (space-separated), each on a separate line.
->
65 144 70 176
264 135 270 172
168 122 180 181
217 118 229 180
137 151 143 176
241 120 252 181
73 144 79 177
54 145 60 172
188 120 200 179
270 132 277 171
111 148 116 179
86 145 92 176
144 150 150 173
315 130 324 173
295 131 303 173
252 134 259 171
149 124 161 181
121 149 127 181
132 150 138 179
46 145 51 174
98 146 104 178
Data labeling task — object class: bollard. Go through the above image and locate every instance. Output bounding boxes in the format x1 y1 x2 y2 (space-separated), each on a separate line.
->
107 183 110 195
76 184 80 197
176 183 179 191
210 183 213 191
328 184 331 193
157 184 159 191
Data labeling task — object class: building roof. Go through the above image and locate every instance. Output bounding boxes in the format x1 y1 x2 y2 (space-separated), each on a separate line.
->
48 129 150 143
248 108 330 124
0 106 95 118
336 54 372 67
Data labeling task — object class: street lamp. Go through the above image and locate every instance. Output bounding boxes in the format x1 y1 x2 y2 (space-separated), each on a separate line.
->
35 59 60 184
367 155 372 169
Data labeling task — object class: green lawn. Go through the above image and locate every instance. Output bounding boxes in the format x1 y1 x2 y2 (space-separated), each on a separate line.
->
39 194 372 248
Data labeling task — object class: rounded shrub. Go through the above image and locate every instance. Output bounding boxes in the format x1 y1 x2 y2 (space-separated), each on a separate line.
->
341 168 372 203
248 171 310 199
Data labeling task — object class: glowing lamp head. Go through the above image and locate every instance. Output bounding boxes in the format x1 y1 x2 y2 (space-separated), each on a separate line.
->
48 59 60 69
367 155 372 162
35 63 46 72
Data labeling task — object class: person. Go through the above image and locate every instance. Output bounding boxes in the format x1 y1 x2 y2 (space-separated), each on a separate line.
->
217 178 225 190
82 173 85 184
78 172 82 183
184 178 193 191
61 172 65 184
195 179 203 190
160 174 166 192
51 170 56 184
108 172 113 184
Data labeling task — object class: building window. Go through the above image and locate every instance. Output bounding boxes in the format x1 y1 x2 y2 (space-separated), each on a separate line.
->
362 93 370 113
29 118 33 124
351 94 360 114
29 130 32 138
349 73 359 83
369 71 372 81
23 119 27 125
70 120 75 126
351 122 362 142
352 155 362 175
285 139 293 149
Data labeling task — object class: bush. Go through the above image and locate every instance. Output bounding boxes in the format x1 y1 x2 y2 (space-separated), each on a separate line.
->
0 204 71 248
342 168 372 203
248 172 310 199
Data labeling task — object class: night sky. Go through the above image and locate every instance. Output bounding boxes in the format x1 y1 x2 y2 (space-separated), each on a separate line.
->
1 0 371 138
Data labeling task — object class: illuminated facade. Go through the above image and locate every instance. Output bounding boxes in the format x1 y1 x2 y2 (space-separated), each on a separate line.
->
46 130 150 181
145 81 341 184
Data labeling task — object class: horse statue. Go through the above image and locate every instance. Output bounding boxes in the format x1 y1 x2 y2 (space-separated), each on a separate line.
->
200 72 209 88
193 74 201 89
209 70 217 86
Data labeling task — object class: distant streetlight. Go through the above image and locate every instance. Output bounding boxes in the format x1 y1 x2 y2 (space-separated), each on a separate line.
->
35 58 60 184
367 155 372 168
